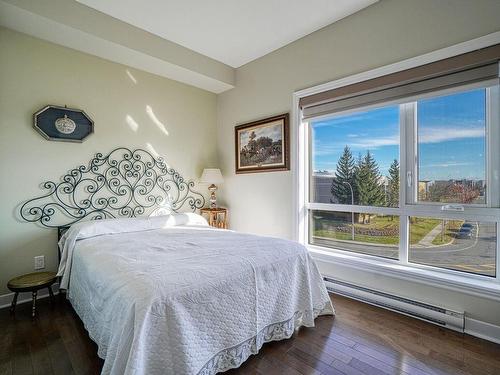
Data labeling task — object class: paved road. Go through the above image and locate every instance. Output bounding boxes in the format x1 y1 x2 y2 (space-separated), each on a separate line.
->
312 222 496 277
410 222 496 276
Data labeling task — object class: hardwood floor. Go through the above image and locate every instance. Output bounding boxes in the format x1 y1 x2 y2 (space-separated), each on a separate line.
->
1 294 499 375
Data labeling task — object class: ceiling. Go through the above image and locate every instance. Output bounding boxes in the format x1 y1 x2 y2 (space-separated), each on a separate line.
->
77 0 378 68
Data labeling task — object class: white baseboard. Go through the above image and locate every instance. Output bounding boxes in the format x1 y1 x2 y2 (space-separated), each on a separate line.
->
465 317 500 345
0 283 60 310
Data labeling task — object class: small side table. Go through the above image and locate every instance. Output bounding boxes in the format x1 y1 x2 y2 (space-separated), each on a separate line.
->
200 207 228 229
7 271 57 318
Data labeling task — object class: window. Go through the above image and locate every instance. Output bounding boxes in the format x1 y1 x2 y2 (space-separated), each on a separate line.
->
416 89 487 205
310 105 400 207
299 51 500 281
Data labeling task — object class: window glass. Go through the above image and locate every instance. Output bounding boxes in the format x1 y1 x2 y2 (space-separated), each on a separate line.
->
309 210 399 259
305 83 498 278
409 217 496 277
310 106 400 207
417 89 486 204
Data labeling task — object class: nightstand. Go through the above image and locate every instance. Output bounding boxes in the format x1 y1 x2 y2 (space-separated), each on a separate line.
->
200 207 228 229
7 271 57 318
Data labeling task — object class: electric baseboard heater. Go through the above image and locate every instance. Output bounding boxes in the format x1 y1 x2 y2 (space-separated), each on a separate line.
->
324 276 465 332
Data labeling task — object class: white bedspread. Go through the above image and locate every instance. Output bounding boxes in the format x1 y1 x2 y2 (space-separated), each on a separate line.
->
58 217 334 374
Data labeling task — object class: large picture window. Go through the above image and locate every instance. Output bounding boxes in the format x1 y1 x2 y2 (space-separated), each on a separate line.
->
299 46 500 283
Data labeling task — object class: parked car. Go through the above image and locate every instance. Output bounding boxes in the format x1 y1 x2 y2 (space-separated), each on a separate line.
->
461 222 474 231
456 227 472 239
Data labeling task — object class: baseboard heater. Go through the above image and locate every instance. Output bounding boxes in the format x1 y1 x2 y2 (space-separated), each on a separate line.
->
323 276 465 332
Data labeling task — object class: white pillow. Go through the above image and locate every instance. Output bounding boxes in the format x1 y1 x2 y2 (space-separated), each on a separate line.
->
150 212 209 227
68 212 207 237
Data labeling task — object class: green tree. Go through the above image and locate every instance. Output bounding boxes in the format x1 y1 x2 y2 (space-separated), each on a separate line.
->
387 159 399 208
255 136 273 149
331 146 357 204
356 151 385 222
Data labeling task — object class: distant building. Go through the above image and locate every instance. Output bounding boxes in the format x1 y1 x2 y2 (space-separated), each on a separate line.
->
312 171 334 203
418 179 485 202
418 180 433 200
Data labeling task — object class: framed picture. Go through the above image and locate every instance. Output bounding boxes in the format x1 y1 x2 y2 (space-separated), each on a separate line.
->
33 105 94 142
235 113 289 174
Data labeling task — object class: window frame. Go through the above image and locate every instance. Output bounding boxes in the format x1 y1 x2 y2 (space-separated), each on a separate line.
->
293 34 500 300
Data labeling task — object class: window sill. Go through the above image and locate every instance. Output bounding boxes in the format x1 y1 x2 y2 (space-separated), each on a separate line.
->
307 245 500 302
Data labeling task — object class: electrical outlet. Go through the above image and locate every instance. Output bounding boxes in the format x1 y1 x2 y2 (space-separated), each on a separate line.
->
34 255 45 270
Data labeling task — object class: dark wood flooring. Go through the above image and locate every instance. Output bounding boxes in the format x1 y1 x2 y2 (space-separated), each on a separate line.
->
1 294 500 375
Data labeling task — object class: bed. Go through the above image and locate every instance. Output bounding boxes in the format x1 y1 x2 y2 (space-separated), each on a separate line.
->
20 148 334 375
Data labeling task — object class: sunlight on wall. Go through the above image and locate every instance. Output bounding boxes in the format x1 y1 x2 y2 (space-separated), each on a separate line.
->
146 143 170 168
146 105 169 136
125 115 139 132
146 142 160 158
126 69 137 84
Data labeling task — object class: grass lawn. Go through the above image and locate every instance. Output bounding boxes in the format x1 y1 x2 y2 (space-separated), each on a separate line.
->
409 218 441 245
430 220 462 245
314 229 399 245
313 215 399 246
313 215 463 246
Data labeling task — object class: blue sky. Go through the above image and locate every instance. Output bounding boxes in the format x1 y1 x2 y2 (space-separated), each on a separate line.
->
312 89 486 181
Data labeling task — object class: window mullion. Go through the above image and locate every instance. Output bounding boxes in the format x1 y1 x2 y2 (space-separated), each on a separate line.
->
487 86 500 208
489 85 500 281
496 222 500 282
403 102 417 205
301 120 310 245
399 216 409 264
400 102 414 264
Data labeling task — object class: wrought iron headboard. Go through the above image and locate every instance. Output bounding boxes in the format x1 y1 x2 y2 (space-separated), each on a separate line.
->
20 147 205 228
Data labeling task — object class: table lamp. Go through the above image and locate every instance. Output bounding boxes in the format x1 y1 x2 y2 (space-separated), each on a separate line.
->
200 168 224 208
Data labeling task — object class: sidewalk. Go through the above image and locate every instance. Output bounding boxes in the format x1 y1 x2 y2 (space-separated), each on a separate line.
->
414 222 451 248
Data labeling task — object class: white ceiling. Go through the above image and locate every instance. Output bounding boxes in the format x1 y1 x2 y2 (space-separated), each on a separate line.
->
76 0 378 68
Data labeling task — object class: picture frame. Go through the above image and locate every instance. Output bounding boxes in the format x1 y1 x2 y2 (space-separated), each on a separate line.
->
235 113 289 174
33 105 94 142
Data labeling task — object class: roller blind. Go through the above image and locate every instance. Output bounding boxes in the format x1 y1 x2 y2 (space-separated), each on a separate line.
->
301 44 500 120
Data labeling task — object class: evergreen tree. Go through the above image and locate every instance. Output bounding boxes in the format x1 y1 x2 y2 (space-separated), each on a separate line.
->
355 151 385 210
331 146 357 204
387 159 399 207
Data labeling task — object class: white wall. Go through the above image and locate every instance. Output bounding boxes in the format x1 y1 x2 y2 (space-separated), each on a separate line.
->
0 27 217 295
216 0 500 325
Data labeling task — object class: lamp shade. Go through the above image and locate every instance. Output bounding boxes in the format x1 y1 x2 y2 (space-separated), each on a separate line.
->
200 168 224 184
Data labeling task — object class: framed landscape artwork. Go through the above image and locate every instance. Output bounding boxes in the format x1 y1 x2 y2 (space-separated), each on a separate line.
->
235 113 290 174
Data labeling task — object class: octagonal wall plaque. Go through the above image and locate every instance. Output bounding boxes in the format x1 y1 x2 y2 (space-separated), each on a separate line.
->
34 105 94 142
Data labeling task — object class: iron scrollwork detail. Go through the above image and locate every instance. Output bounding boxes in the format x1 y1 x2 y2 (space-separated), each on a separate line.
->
20 148 205 228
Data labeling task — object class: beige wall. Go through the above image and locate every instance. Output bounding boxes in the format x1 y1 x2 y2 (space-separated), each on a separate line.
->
2 0 500 327
216 0 500 324
0 27 217 295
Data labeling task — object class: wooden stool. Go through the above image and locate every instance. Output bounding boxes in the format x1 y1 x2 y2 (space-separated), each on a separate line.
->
7 271 57 318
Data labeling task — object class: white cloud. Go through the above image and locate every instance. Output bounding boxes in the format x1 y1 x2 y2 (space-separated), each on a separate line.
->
418 126 484 143
349 134 400 149
421 162 475 168
312 124 485 157
312 112 379 128
312 142 343 156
